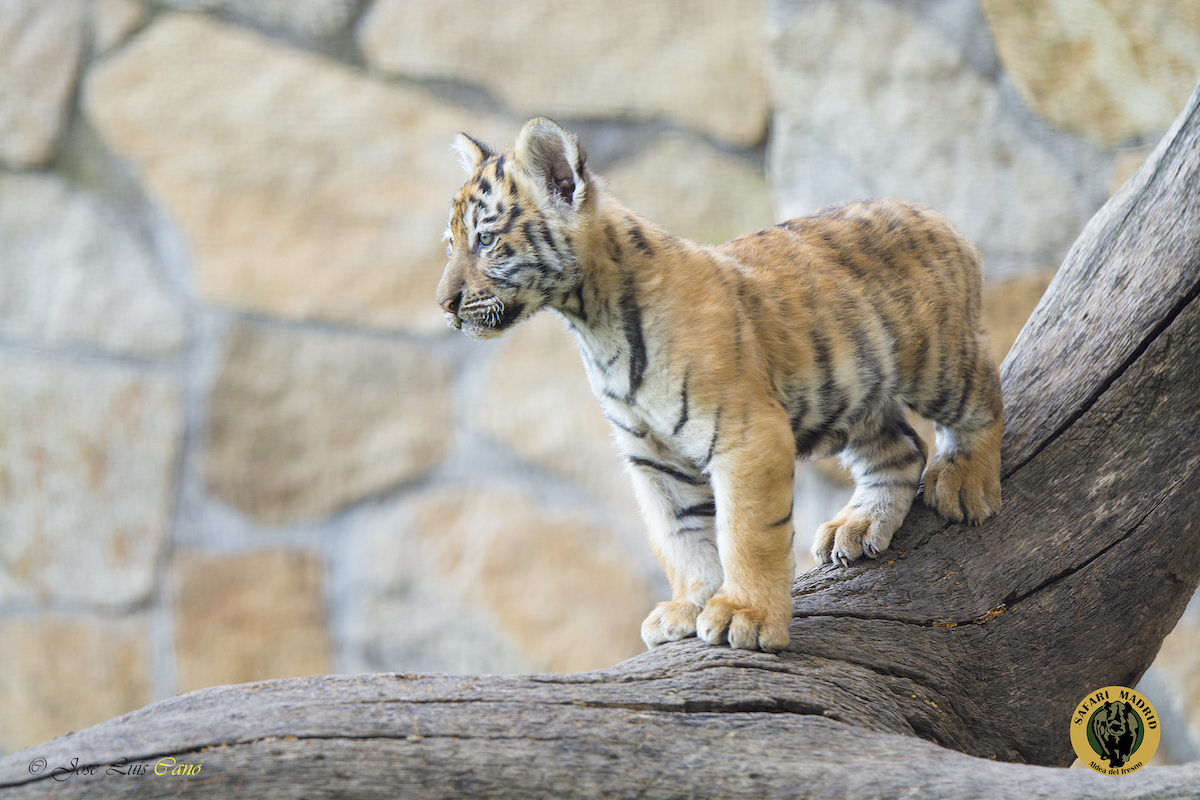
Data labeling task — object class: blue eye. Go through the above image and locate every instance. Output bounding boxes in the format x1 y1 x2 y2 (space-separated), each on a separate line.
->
478 232 495 247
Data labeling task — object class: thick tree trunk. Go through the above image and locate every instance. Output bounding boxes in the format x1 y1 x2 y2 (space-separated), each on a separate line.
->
4 82 1200 800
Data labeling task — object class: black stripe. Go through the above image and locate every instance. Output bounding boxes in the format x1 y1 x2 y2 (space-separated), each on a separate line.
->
523 220 543 249
676 502 716 519
871 446 925 474
702 409 722 468
923 384 955 420
673 372 690 436
494 203 519 235
860 479 919 491
628 222 654 256
602 388 631 406
944 337 976 426
795 342 849 451
604 413 646 439
493 154 506 179
788 390 809 437
476 177 492 195
489 275 520 290
537 218 556 254
571 283 587 322
895 416 921 449
626 456 706 486
619 282 647 401
769 507 793 528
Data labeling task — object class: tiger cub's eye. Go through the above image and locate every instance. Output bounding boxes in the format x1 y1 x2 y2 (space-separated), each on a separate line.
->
478 232 495 247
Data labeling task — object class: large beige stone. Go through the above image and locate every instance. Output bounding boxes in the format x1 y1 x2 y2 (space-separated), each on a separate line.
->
85 13 510 333
0 0 86 167
358 0 769 147
605 133 776 245
0 355 182 607
203 322 454 525
0 615 150 753
173 550 331 692
340 504 537 676
769 0 1109 279
1149 608 1200 763
355 489 652 674
982 0 1200 147
0 171 188 357
471 314 641 528
91 0 148 54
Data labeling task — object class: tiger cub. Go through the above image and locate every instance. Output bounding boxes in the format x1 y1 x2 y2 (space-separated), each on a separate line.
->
437 117 1003 653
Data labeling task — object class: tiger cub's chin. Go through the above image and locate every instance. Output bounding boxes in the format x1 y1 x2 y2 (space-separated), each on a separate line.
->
437 117 1003 653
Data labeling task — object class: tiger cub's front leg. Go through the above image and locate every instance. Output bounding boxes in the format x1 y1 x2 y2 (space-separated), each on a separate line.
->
627 464 723 648
812 405 927 567
698 411 797 652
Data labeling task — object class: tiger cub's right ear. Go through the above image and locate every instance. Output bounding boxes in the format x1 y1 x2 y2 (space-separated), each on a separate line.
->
453 132 493 174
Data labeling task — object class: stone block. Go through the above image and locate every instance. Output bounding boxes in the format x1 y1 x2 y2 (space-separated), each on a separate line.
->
0 355 182 607
203 322 454 525
982 0 1200 147
358 0 769 147
768 0 1109 279
605 133 776 245
173 550 332 693
85 13 510 333
0 171 188 358
346 489 651 675
0 615 150 752
0 0 86 167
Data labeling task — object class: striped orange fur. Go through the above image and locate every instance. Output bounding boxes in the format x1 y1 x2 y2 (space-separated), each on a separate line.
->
437 118 1003 652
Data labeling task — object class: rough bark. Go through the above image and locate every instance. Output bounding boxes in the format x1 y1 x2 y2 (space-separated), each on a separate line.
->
3 82 1200 800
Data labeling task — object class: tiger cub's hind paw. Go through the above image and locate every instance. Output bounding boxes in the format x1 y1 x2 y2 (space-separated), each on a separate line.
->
812 504 904 567
923 451 1001 525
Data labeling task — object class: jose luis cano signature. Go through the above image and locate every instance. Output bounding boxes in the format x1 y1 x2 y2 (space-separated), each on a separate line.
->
28 756 202 781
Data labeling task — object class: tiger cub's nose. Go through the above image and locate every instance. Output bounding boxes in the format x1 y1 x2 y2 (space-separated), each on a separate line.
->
439 293 461 315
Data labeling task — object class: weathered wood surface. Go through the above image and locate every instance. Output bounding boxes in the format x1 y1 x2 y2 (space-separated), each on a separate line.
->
3 82 1199 800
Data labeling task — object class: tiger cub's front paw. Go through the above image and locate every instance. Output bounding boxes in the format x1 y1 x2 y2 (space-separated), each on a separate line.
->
695 592 789 652
641 600 702 648
812 504 903 567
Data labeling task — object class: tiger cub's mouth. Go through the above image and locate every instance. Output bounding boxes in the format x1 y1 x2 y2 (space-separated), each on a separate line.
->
452 295 525 339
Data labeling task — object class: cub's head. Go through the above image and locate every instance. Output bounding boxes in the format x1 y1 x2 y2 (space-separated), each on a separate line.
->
437 117 593 339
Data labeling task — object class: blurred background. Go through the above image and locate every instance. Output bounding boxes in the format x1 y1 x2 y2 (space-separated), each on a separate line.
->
0 0 1197 762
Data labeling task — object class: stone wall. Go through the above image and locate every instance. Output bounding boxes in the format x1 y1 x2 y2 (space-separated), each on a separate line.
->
0 0 1197 762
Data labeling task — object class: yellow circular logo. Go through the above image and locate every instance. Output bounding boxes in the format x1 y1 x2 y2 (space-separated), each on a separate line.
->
1071 686 1160 775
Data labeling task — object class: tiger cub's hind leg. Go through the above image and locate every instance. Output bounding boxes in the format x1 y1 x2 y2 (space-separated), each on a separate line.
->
922 350 1004 524
812 406 927 567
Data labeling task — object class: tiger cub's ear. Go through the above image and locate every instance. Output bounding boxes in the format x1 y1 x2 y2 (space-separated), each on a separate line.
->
514 117 588 213
453 132 493 175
